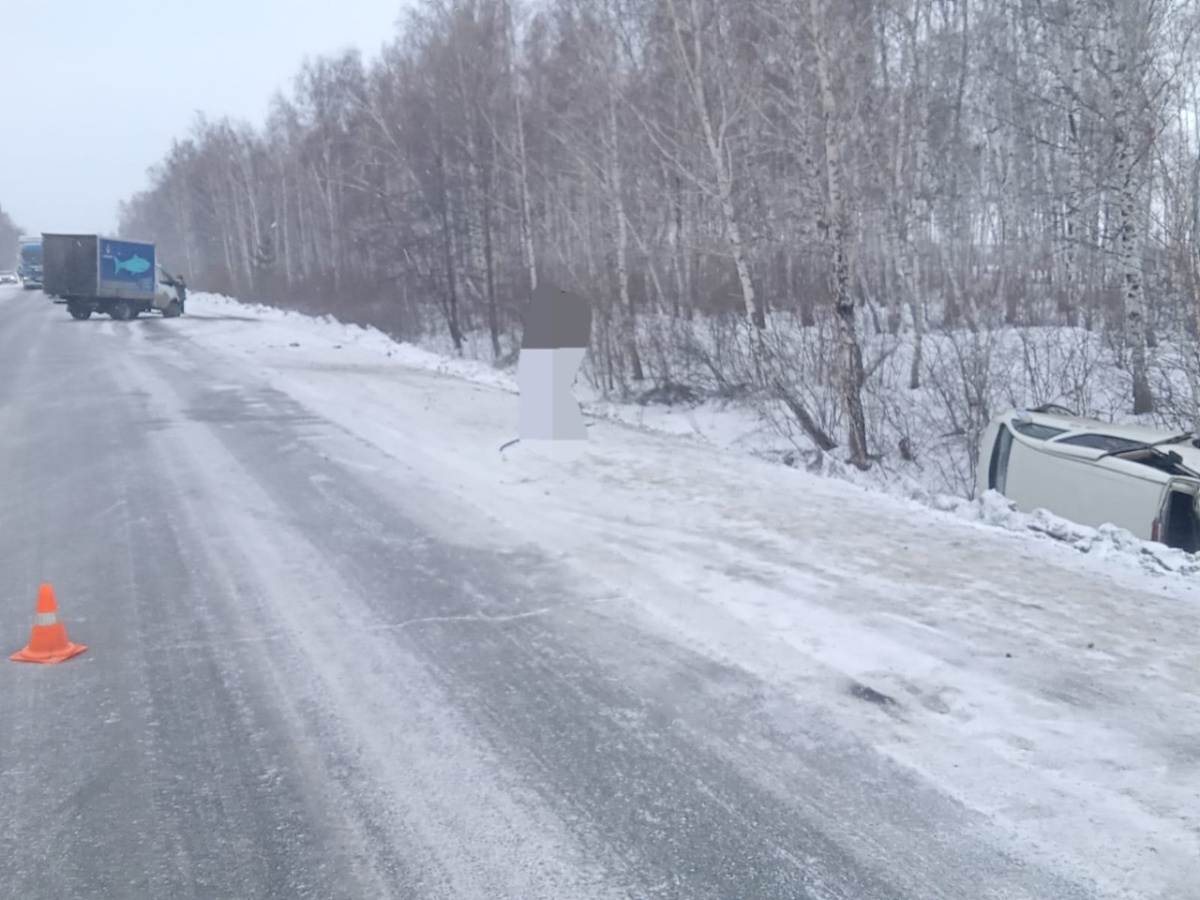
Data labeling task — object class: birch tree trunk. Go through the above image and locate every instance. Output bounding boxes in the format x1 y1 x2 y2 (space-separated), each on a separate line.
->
1115 95 1154 413
809 0 868 468
482 133 501 360
1106 2 1154 414
607 82 644 381
1061 0 1085 327
664 0 762 329
505 0 537 293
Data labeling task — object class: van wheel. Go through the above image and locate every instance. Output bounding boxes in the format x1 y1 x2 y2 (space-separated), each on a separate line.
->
109 300 134 321
68 304 91 320
162 299 182 318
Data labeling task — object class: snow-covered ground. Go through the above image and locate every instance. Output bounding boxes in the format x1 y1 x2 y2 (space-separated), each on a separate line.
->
167 292 1198 899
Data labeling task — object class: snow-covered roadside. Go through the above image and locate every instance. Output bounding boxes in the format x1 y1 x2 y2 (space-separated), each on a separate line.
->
170 293 1199 899
183 291 1200 581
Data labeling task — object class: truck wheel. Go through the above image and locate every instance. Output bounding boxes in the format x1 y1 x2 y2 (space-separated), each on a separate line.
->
68 304 91 320
162 299 182 318
109 300 134 321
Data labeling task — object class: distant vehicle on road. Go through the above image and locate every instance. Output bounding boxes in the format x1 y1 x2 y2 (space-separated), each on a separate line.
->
979 404 1200 551
15 236 42 289
0 269 17 285
41 233 186 320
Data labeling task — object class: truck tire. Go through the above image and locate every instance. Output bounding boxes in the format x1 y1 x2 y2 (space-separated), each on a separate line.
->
67 303 91 320
109 299 135 321
162 299 182 318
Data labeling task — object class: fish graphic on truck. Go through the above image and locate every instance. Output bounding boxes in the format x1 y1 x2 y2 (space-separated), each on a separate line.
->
111 253 151 275
102 242 154 283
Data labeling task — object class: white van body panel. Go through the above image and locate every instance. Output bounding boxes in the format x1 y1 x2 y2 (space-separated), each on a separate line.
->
1003 433 1164 538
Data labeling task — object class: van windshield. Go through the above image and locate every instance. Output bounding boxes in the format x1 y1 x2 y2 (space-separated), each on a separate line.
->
1057 431 1194 453
1057 433 1146 453
1056 432 1200 477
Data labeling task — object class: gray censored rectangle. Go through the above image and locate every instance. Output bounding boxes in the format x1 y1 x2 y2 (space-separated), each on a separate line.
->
519 282 591 350
517 281 591 444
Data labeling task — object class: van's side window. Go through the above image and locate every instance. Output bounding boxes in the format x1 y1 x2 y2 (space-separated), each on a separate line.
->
989 425 1014 493
1013 422 1067 440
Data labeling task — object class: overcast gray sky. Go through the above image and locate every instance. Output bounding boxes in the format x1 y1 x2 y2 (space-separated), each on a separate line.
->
0 0 412 235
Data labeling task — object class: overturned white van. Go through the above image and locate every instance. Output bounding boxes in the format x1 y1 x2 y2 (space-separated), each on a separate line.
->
977 405 1200 552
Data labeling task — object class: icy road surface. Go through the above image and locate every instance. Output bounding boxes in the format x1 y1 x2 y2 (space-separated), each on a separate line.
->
0 286 1194 900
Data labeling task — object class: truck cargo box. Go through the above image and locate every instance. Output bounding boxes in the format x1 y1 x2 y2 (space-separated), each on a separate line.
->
42 234 156 301
42 234 97 298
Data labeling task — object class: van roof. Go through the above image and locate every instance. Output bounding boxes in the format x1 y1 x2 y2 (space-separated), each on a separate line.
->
1003 406 1200 475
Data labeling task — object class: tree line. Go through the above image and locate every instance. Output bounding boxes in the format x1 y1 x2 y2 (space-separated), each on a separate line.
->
1 204 23 261
117 0 1200 472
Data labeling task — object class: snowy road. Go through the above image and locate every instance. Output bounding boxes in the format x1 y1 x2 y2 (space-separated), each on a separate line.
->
0 286 1191 899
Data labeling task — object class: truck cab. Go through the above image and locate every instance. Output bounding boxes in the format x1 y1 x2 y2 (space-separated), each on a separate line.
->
154 265 186 316
16 238 43 289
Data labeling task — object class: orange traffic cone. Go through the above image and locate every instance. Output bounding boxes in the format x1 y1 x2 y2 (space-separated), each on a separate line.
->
10 583 87 664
